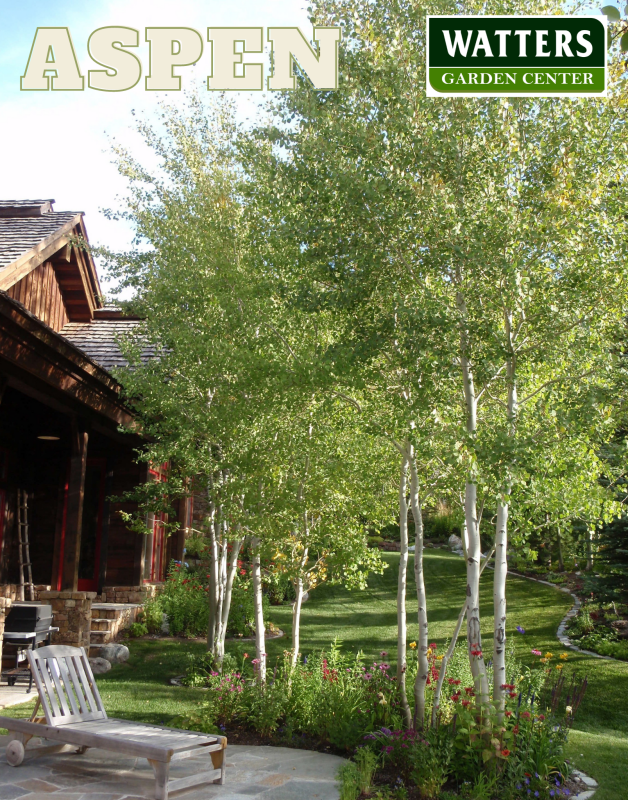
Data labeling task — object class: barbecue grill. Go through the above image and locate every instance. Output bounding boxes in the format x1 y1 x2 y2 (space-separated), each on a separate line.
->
2 603 58 692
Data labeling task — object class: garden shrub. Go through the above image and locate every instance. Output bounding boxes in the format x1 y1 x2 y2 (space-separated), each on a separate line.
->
159 562 210 636
354 746 379 794
140 595 164 633
337 761 360 800
128 622 148 637
263 570 296 605
183 535 208 558
175 638 582 799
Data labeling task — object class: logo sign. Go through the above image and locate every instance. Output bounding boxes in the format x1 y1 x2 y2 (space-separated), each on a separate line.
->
426 15 607 97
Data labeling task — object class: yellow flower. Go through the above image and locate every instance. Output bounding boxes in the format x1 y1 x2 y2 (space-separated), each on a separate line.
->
540 658 547 664
566 705 573 714
436 655 444 660
427 648 433 656
544 652 553 659
556 664 563 670
409 642 417 649
560 653 569 660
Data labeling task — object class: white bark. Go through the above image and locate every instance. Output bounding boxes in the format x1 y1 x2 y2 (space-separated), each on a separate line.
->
493 316 517 718
291 544 309 669
396 450 412 728
409 450 429 730
457 288 490 706
216 536 244 665
493 502 508 715
251 536 266 683
432 545 495 725
207 495 219 654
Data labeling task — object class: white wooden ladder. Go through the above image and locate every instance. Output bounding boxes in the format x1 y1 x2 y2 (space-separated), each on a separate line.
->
17 489 34 602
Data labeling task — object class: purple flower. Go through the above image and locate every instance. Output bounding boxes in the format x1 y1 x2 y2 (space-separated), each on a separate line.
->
550 792 555 797
517 625 526 634
380 727 392 736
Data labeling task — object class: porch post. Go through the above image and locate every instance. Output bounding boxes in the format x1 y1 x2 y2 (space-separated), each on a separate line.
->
61 417 89 591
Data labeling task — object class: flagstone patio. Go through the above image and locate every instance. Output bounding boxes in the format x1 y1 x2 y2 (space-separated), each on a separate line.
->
0 736 344 799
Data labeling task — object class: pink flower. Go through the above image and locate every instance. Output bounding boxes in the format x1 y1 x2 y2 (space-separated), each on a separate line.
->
531 649 542 656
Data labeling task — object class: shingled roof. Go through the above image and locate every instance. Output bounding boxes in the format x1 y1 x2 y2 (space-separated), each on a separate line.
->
0 211 82 269
61 318 159 371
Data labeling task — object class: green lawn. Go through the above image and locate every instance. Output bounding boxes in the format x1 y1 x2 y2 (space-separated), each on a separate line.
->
2 550 626 798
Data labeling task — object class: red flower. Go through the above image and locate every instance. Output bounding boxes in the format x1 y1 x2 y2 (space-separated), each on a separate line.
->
501 749 510 757
429 643 437 650
461 699 471 708
508 691 517 698
538 714 545 721
521 711 531 719
464 687 475 695
505 711 513 718
513 725 519 734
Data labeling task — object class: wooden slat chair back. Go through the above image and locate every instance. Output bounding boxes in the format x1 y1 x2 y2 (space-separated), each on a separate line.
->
0 645 227 799
26 645 107 726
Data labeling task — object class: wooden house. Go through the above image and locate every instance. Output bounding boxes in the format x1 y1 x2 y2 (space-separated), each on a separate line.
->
0 199 190 654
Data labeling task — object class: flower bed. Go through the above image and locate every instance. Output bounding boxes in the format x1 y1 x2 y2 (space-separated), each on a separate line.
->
565 601 628 661
172 638 587 799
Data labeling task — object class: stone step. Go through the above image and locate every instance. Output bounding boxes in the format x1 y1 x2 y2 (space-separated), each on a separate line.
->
88 603 142 644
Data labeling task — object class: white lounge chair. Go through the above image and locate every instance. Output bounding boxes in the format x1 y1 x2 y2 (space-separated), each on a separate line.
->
0 644 226 800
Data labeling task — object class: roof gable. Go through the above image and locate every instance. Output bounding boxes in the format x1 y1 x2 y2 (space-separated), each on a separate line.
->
0 199 102 321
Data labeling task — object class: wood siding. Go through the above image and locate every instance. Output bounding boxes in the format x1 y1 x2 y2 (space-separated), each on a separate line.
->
7 261 69 332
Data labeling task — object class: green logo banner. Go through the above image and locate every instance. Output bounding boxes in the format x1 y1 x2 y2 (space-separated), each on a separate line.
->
426 15 607 97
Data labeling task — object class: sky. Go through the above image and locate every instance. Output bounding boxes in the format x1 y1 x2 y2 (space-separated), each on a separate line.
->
0 0 310 295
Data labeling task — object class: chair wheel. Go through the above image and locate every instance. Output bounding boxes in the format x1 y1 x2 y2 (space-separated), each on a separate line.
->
6 740 24 766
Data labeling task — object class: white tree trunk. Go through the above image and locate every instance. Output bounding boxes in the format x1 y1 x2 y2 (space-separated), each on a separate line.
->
493 327 517 718
216 536 244 665
291 545 309 668
207 496 219 654
396 450 412 728
464 481 490 705
251 536 266 683
493 502 508 717
409 450 429 730
457 288 489 706
432 545 495 725
214 521 228 659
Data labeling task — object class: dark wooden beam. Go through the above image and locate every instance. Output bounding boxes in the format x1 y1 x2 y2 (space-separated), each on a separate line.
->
97 462 114 594
61 418 89 591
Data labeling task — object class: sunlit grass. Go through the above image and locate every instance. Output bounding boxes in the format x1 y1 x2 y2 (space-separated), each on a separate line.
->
1 550 625 798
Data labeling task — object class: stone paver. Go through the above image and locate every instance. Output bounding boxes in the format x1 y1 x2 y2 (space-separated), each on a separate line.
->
0 739 343 799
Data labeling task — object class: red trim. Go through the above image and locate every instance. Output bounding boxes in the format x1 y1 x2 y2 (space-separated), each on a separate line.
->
145 463 168 583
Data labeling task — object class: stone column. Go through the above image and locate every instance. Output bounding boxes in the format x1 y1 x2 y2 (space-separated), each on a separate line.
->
38 590 96 649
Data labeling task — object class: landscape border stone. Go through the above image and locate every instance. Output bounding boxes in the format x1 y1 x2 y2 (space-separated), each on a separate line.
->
448 546 620 663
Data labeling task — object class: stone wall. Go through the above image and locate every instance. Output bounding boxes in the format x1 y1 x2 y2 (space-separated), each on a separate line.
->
96 584 162 604
38 590 96 648
0 584 51 601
